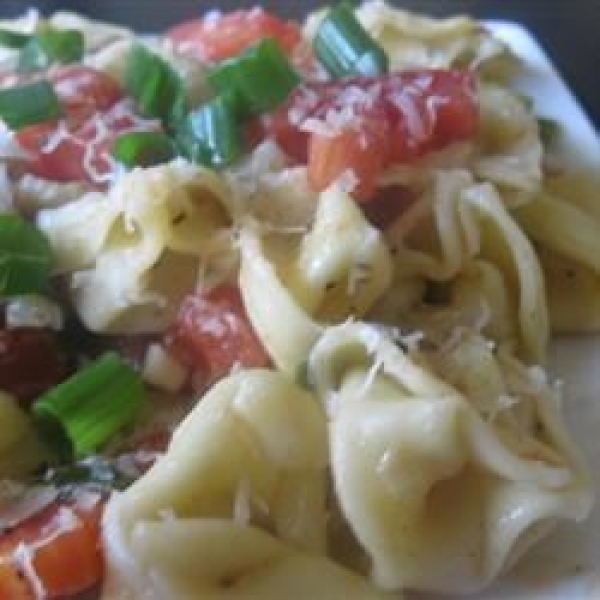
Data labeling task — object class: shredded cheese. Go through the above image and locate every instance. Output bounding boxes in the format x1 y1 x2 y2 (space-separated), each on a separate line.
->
233 478 252 525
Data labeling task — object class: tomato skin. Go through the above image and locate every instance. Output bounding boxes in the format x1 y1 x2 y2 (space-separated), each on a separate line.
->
0 562 32 600
16 109 144 184
0 498 104 599
249 111 309 164
166 8 302 62
165 285 270 384
0 328 70 404
49 66 123 128
14 66 156 185
307 123 387 202
261 70 478 202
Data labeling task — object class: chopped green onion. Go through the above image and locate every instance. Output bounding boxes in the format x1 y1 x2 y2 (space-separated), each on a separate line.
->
313 3 388 78
207 38 299 117
125 43 185 125
32 353 144 460
0 214 53 296
0 79 61 130
18 28 84 72
0 29 31 49
176 94 242 168
538 117 560 147
112 131 176 168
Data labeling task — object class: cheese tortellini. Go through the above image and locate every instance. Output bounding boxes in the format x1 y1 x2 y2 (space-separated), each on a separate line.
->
37 160 237 333
102 370 391 600
376 170 547 361
306 322 592 593
0 1 594 599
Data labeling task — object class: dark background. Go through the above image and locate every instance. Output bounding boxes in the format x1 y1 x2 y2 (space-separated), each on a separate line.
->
1 1 599 130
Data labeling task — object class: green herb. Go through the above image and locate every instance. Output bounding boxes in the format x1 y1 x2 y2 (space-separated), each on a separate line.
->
125 43 185 126
0 29 31 49
207 38 299 117
112 131 177 168
33 353 144 460
538 116 560 147
18 27 84 71
0 79 61 130
313 2 388 77
176 94 242 168
41 458 134 491
0 214 53 296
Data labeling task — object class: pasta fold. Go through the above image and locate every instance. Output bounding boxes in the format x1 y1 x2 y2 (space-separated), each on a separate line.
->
239 184 392 374
36 160 236 333
306 322 593 593
101 369 391 600
378 170 548 361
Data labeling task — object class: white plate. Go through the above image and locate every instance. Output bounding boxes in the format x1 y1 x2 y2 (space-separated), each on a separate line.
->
412 21 600 600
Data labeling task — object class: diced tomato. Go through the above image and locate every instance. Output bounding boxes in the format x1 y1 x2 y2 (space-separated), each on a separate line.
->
14 66 158 185
166 8 302 62
0 561 31 600
165 285 270 384
308 122 388 201
49 66 123 128
258 69 478 202
0 498 104 599
0 328 70 404
14 111 136 185
247 110 309 164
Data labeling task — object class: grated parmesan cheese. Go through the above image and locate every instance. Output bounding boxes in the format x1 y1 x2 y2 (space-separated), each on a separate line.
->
6 295 64 330
346 262 370 296
40 119 76 154
142 343 187 393
233 478 252 525
11 542 47 600
336 169 359 195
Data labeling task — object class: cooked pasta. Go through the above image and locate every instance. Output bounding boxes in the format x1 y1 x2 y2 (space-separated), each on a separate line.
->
0 2 595 599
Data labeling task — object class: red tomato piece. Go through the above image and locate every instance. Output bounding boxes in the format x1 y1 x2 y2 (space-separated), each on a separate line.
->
15 66 158 185
0 328 70 404
0 498 104 599
166 8 302 62
0 561 32 600
165 285 270 383
49 66 123 128
259 69 478 202
308 121 387 202
16 107 147 185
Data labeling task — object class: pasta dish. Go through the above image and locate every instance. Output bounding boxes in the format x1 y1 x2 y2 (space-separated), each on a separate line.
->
0 2 596 598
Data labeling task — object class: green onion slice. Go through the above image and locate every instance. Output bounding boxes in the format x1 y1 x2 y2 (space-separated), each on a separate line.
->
32 353 145 460
18 28 84 72
0 29 31 49
207 38 299 117
0 79 62 130
0 214 53 296
125 43 185 126
176 94 242 168
112 131 176 168
313 3 388 78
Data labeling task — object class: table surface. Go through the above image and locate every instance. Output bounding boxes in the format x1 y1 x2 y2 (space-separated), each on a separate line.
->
1 1 599 130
